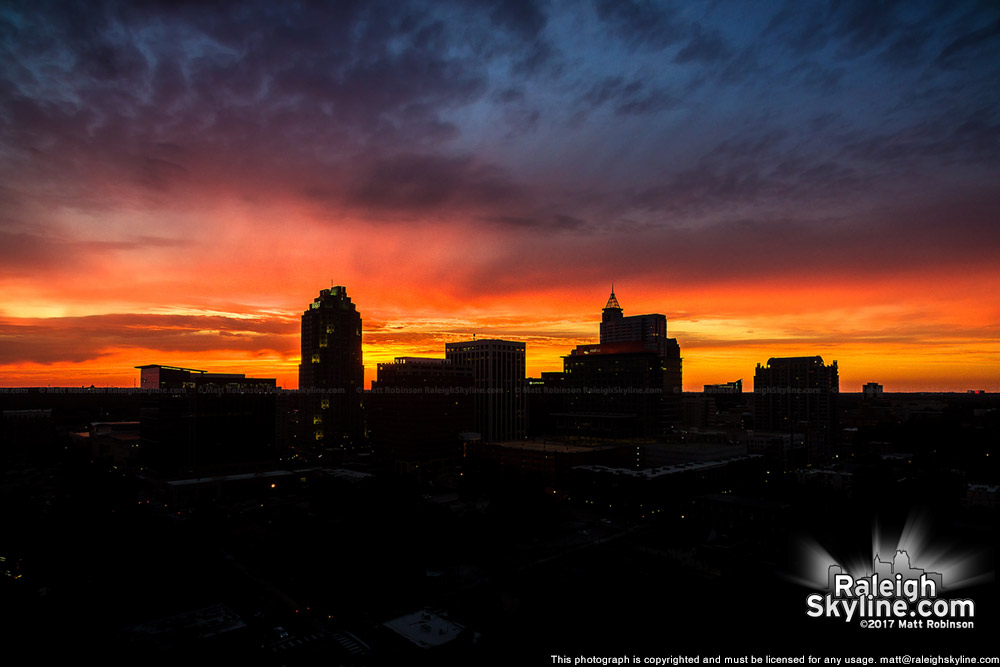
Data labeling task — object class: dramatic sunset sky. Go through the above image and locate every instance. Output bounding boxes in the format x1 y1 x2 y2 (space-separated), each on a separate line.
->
1 1 998 391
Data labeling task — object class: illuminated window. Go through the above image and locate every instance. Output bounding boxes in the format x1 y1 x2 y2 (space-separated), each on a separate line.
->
312 353 321 363
313 415 323 425
326 325 335 333
320 398 330 409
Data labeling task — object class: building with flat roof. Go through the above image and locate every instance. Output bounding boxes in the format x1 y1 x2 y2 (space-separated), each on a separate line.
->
445 339 525 442
754 356 838 462
134 364 279 477
368 357 474 481
136 365 276 391
862 382 884 399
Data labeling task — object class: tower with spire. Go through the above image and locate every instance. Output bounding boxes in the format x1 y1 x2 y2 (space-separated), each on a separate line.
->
602 285 623 323
599 286 669 356
550 287 683 438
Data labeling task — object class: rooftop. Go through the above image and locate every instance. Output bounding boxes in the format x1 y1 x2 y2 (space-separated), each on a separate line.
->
382 610 465 649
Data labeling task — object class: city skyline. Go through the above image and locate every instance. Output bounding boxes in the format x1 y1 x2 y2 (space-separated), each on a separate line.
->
1 2 998 392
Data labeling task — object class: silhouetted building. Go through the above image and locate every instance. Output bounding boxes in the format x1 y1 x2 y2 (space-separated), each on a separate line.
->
135 365 279 477
745 431 806 470
754 356 838 462
862 382 884 399
703 379 744 416
379 609 472 658
445 339 526 442
136 365 276 391
298 285 364 449
554 291 682 439
368 357 474 481
526 371 566 436
600 288 669 355
704 379 742 398
70 421 141 467
462 438 619 488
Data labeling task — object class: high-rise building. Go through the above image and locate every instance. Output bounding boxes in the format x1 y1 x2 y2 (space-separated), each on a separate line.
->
600 288 668 355
136 364 276 391
368 357 474 480
862 382 884 399
754 356 838 461
134 364 278 477
298 285 364 448
445 339 525 442
554 290 683 439
299 286 363 391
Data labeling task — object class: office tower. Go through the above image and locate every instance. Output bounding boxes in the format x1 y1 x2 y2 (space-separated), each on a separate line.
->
557 290 683 438
754 356 839 461
600 288 668 355
862 382 884 399
136 364 276 391
704 379 743 397
703 379 744 415
298 285 364 448
134 364 278 477
367 357 474 480
445 339 526 442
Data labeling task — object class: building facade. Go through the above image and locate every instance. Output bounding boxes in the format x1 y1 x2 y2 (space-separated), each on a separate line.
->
445 339 526 442
298 285 364 449
753 356 839 462
368 357 475 475
554 290 683 439
600 289 669 355
134 365 278 477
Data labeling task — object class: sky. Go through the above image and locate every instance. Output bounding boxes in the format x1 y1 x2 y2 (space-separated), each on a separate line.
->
1 0 998 391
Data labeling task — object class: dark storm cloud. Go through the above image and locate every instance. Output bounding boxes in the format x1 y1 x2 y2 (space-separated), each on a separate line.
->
2 4 489 153
0 0 572 229
1 0 999 241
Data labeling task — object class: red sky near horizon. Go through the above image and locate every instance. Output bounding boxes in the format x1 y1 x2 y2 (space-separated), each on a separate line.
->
1 2 999 392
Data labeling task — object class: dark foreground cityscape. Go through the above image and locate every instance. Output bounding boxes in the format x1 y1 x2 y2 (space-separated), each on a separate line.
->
1 287 997 664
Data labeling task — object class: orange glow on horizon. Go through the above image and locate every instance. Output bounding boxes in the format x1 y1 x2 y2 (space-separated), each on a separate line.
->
2 208 998 393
